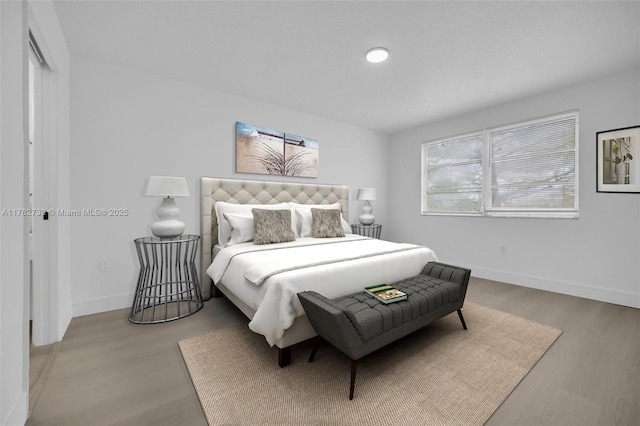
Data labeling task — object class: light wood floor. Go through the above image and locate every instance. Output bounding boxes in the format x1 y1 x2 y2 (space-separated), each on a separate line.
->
26 277 639 425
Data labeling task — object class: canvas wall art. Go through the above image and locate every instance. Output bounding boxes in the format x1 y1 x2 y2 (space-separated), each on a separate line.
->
236 122 319 178
597 125 640 193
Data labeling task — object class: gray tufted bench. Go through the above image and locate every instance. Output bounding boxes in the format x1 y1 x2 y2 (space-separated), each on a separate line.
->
297 261 471 399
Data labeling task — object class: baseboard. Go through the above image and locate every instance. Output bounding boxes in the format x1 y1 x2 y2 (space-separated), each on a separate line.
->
71 270 640 317
5 390 28 426
72 293 132 317
472 266 640 309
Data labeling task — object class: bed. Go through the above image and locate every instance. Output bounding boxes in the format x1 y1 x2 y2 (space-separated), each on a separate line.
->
200 177 437 366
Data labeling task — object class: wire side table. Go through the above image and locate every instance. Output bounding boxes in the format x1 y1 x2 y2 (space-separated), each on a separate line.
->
130 234 203 324
351 224 382 239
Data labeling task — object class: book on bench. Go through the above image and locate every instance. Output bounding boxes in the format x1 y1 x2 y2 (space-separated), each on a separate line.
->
364 284 407 304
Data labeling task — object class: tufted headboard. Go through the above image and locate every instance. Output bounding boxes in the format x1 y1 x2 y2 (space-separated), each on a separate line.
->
200 177 349 300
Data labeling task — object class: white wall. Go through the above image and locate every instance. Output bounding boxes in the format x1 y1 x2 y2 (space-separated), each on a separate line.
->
0 2 29 424
70 57 390 316
388 68 640 309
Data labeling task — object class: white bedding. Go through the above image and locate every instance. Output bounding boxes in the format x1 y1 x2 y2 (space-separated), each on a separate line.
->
207 235 438 346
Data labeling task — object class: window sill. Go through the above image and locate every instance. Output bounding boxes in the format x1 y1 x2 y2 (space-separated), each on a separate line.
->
421 210 579 219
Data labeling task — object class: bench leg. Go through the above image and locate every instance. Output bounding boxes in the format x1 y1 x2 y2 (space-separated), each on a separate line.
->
278 347 291 368
309 336 321 362
349 359 358 400
457 309 467 330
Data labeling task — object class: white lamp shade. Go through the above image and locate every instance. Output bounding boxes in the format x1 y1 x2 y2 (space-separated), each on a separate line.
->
357 187 377 201
146 176 189 197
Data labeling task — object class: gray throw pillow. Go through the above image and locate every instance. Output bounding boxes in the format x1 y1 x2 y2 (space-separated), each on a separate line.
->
252 209 296 245
311 208 345 238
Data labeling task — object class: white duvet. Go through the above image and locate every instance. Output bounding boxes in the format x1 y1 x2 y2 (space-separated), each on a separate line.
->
207 235 437 346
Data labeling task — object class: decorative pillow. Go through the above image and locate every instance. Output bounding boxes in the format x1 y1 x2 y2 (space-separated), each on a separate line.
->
215 202 296 246
311 208 345 238
252 209 296 245
293 203 351 237
223 213 254 246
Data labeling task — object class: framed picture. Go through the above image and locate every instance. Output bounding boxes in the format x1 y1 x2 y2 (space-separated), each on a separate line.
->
235 121 319 178
597 125 640 193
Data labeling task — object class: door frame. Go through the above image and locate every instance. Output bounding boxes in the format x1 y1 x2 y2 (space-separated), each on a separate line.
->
28 6 60 346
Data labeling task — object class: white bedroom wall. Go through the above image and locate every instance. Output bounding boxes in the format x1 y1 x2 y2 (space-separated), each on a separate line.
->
388 67 640 309
69 56 390 316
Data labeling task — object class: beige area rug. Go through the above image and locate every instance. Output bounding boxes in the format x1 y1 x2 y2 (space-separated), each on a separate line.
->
179 302 562 425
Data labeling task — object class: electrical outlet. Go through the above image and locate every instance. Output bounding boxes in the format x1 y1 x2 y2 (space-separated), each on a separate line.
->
98 260 109 272
499 245 508 255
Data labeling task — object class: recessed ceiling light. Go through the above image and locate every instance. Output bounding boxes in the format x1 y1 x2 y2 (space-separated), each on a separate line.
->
365 47 389 63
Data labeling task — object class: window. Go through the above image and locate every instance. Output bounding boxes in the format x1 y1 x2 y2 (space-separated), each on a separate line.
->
422 111 578 218
422 133 484 214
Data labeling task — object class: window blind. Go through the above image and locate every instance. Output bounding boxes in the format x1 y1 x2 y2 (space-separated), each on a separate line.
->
421 111 578 218
423 134 483 214
488 115 577 214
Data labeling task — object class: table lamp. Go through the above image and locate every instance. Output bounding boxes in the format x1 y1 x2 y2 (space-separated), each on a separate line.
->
357 187 376 225
146 176 189 238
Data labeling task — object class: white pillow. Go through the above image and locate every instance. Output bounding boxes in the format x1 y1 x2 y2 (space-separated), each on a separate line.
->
293 203 352 237
215 202 297 246
223 213 254 246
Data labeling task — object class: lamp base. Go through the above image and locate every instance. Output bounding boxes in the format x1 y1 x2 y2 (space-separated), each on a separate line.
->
359 200 375 225
359 214 375 225
150 220 185 238
151 197 185 238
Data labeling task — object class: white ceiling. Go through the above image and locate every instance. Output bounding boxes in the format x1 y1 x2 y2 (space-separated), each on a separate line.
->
52 0 640 134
